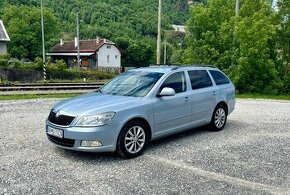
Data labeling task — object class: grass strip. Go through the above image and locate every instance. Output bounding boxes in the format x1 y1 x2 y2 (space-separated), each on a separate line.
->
236 94 290 100
1 93 289 101
0 93 80 100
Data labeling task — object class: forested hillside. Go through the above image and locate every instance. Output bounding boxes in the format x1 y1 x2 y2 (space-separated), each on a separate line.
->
1 0 289 94
0 0 191 66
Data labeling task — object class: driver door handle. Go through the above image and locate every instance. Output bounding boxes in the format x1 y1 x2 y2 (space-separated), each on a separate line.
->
184 97 189 102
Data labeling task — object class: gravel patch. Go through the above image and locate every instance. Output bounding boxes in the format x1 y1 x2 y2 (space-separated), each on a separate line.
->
0 98 289 194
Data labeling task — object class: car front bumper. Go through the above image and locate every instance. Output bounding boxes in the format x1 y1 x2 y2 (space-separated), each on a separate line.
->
45 120 119 152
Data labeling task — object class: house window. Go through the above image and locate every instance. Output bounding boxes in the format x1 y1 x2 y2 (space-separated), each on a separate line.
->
81 57 89 67
107 45 111 49
115 55 118 60
107 55 110 63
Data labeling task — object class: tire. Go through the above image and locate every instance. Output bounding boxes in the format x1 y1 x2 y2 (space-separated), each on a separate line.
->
117 120 150 158
209 104 228 131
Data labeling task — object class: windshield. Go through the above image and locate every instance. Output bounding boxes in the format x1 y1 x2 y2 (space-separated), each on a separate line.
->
99 71 164 97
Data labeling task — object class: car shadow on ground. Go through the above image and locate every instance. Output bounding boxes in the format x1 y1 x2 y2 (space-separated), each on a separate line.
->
54 120 243 162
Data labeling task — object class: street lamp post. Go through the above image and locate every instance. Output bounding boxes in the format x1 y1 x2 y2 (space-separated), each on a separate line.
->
41 0 46 82
76 12 81 69
156 0 162 65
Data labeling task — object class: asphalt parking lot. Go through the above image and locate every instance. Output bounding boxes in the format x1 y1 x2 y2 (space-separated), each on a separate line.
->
0 98 290 195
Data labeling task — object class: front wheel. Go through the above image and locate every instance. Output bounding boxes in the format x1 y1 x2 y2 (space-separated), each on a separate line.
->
210 104 227 131
117 120 149 158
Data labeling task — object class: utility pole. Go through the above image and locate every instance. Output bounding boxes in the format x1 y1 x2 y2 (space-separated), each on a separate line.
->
235 0 240 16
164 39 167 65
77 12 80 69
41 0 46 82
156 0 162 65
231 0 240 66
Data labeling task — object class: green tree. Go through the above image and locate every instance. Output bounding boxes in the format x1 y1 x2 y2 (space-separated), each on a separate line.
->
277 0 290 93
2 5 60 59
1 0 193 66
232 0 282 93
184 0 282 94
184 0 235 67
114 37 155 67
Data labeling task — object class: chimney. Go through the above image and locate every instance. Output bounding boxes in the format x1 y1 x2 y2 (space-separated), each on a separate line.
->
96 36 100 44
104 39 107 43
60 39 64 46
74 37 78 48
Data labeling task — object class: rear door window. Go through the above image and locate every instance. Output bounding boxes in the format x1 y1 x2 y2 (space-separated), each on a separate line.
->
209 70 230 85
188 70 213 90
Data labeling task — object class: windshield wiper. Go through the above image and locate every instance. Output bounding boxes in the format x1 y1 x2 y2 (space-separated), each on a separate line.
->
97 89 103 93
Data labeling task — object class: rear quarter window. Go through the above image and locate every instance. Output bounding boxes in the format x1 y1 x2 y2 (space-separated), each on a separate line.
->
209 70 230 85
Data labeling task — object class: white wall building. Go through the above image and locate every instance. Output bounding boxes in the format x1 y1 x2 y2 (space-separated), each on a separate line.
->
0 20 10 55
97 43 121 71
171 24 187 33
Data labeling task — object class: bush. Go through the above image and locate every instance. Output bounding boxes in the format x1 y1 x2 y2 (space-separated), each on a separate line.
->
1 55 115 82
0 53 10 67
0 53 10 60
45 59 115 81
281 72 290 94
46 68 114 81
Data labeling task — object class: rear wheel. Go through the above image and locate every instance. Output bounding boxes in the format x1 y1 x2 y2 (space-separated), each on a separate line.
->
210 104 227 131
117 120 149 158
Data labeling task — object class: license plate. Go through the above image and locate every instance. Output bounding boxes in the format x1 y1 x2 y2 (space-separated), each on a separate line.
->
47 126 63 138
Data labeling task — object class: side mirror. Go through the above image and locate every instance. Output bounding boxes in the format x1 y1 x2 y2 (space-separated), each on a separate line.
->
158 87 176 97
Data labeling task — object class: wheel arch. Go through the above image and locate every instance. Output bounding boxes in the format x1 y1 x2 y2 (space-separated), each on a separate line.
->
121 117 152 141
216 101 228 114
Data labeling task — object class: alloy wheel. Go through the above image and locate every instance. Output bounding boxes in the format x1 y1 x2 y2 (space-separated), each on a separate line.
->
124 126 146 154
214 108 226 128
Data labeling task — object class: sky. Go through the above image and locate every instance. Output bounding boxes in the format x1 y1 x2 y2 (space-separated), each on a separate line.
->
272 0 278 11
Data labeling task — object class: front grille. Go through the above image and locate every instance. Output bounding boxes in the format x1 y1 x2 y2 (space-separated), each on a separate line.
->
47 134 75 147
48 110 75 126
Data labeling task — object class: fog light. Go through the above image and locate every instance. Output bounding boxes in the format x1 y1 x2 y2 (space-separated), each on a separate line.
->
81 140 102 147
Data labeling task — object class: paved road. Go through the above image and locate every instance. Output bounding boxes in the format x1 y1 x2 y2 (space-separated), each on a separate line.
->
0 98 289 195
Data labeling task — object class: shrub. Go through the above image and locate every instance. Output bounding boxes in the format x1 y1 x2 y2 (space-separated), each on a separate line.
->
0 53 10 67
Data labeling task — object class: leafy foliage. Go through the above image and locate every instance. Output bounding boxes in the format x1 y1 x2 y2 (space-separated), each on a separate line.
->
2 5 60 59
1 0 191 67
184 0 287 94
276 0 290 93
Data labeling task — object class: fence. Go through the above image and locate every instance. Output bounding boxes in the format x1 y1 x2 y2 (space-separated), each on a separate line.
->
0 67 42 83
0 67 114 83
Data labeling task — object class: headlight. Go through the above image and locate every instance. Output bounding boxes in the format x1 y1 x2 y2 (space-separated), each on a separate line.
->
75 112 115 127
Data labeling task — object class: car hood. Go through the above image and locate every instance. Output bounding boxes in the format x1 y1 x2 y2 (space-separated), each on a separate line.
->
52 92 142 116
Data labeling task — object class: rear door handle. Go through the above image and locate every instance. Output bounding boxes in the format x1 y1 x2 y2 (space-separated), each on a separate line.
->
213 91 217 96
184 97 189 102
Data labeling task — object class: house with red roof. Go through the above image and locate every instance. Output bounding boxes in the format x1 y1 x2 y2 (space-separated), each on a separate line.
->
47 38 121 72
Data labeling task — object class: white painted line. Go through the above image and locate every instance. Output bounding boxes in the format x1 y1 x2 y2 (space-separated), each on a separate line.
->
146 155 289 195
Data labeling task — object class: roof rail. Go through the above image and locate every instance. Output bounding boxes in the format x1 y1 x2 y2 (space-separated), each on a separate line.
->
171 64 215 70
149 65 178 68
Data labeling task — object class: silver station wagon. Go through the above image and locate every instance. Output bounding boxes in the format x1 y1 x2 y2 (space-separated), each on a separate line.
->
45 66 235 158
